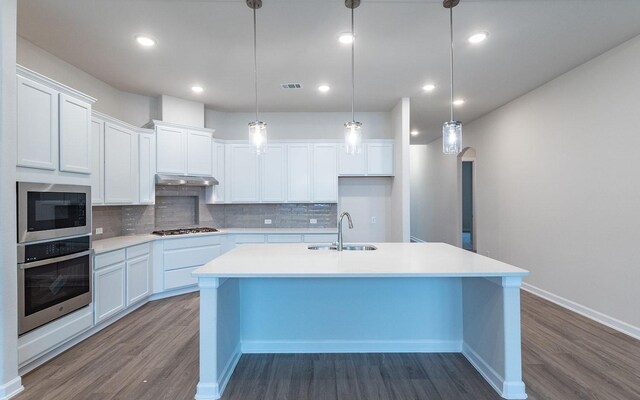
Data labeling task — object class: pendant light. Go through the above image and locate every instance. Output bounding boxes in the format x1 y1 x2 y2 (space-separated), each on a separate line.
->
442 0 462 155
344 0 362 155
247 0 267 155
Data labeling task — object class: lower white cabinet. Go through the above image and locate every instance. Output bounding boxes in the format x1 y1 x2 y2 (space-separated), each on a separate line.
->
162 236 222 290
94 261 126 324
126 246 151 305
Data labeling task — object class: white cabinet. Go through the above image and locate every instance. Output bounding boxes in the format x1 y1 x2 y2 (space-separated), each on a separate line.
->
287 144 312 202
338 141 394 177
94 260 126 325
90 117 105 204
126 246 151 306
104 122 138 204
367 142 394 176
338 144 365 176
155 122 214 177
187 130 213 176
228 144 260 203
207 141 226 203
313 144 338 202
59 94 91 174
162 236 222 290
16 75 58 170
16 67 95 178
156 125 185 174
138 132 156 204
261 144 286 202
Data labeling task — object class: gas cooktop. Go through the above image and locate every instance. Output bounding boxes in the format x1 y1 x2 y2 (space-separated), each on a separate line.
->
151 227 219 236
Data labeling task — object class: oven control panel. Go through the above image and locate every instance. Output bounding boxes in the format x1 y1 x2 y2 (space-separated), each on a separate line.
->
19 235 91 263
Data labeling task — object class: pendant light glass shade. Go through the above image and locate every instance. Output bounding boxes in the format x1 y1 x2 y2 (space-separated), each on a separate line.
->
249 120 267 155
442 120 462 155
344 121 363 155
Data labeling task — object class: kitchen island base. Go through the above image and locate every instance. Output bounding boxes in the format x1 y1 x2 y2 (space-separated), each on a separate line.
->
195 275 527 400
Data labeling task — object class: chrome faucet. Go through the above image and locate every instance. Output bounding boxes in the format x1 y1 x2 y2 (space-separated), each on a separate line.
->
337 212 353 251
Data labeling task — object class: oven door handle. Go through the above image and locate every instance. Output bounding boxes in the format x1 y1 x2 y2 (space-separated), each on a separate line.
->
18 250 93 270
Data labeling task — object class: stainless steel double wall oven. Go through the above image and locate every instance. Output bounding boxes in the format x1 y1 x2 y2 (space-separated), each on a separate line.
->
17 183 93 335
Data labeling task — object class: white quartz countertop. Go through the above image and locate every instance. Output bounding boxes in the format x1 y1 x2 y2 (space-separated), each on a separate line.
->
193 242 529 278
92 228 337 255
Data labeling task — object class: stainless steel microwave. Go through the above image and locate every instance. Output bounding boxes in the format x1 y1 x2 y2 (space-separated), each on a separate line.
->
17 182 92 243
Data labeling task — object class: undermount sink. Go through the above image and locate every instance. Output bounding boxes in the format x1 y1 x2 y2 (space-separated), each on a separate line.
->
308 244 377 251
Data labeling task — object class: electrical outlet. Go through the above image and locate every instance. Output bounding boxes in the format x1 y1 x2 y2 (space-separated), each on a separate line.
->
264 219 272 225
95 227 103 235
371 216 377 224
310 218 318 224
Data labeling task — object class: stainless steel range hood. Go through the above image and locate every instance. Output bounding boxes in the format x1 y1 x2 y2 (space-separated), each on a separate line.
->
155 174 219 187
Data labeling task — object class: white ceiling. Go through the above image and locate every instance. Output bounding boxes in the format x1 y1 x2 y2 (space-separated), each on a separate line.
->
17 0 640 144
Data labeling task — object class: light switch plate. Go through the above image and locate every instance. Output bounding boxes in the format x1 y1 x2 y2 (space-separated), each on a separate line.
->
264 219 272 225
95 227 104 235
310 219 318 224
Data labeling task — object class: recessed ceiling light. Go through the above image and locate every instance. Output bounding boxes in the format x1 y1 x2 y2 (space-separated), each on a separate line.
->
338 33 355 44
468 32 488 44
453 99 465 106
135 35 156 47
191 86 204 94
318 85 331 93
422 84 436 92
411 130 420 136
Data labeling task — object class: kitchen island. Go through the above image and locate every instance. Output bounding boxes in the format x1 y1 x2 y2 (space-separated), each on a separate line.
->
192 242 529 400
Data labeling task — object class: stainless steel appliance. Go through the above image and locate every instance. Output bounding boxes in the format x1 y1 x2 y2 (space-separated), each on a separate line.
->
17 182 91 243
151 227 219 236
17 235 93 335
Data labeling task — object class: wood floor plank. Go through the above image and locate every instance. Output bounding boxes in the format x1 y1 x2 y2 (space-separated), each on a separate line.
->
14 290 640 400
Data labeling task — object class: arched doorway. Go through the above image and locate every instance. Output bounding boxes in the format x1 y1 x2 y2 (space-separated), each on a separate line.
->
458 147 476 251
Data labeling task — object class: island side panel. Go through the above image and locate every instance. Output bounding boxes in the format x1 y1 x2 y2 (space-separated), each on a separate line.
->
196 277 241 400
462 277 527 400
239 277 463 353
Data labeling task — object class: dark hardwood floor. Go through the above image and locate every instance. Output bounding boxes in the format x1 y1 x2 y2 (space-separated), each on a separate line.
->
15 290 640 400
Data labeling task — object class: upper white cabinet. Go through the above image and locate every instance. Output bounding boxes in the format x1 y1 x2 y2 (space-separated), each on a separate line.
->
338 141 394 177
16 66 95 179
287 144 312 202
261 144 286 203
313 144 338 202
206 141 226 204
153 121 214 177
90 117 105 204
138 131 156 204
59 94 91 174
227 144 260 203
104 122 137 204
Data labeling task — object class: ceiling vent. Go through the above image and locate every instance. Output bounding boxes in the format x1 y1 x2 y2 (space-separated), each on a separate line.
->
281 83 303 89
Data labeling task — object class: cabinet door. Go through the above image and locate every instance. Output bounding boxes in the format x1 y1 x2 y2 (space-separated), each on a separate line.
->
228 144 259 202
367 142 394 176
338 144 365 176
104 123 136 204
138 133 156 204
156 126 185 174
287 144 312 202
126 254 150 306
186 130 212 176
212 142 225 202
16 76 58 170
94 262 126 324
59 93 91 174
90 118 105 204
261 144 286 202
313 144 338 202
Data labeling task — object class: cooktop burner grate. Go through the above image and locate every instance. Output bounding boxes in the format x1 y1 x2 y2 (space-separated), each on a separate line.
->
151 227 219 236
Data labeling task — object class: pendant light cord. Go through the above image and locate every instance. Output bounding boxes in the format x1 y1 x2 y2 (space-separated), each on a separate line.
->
253 6 259 122
449 6 454 122
351 6 355 123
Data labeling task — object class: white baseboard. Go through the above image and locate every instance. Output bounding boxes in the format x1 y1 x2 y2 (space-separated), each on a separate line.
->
522 283 640 341
462 343 527 400
195 344 241 400
241 339 462 354
148 285 199 301
0 377 23 400
410 236 426 243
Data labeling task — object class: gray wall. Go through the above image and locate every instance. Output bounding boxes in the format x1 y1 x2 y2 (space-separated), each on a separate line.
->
411 34 640 333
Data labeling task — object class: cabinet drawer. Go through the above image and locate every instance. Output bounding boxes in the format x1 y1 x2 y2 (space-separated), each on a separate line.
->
163 235 222 250
303 234 336 243
165 267 198 290
126 243 150 259
94 249 126 270
234 234 265 244
164 245 221 271
267 234 303 243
